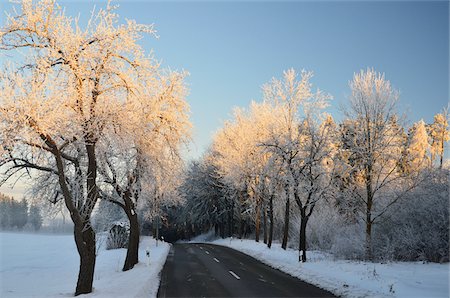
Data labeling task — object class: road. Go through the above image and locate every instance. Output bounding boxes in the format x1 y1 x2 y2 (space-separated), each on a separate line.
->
157 243 336 297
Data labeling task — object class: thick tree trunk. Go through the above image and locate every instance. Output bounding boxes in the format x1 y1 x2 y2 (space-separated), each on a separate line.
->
255 198 260 242
281 190 290 250
53 145 97 296
229 200 234 237
268 194 274 249
123 211 139 271
299 213 308 262
74 225 96 296
74 141 98 295
238 192 244 239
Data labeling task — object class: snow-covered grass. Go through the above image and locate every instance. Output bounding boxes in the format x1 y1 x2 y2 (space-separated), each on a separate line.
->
211 237 449 298
0 232 170 298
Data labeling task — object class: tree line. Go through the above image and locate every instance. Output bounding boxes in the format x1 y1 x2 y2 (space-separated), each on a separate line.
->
0 194 43 231
177 68 449 263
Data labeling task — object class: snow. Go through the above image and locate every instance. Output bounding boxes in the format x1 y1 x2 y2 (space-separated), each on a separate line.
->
210 237 449 298
0 232 170 298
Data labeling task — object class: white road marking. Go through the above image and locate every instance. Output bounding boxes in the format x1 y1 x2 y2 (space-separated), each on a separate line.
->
205 251 210 255
199 246 203 250
213 257 220 263
229 270 241 280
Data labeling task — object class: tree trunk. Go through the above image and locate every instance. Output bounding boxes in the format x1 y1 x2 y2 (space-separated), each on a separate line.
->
299 213 308 262
255 198 260 242
365 219 373 261
53 145 97 296
123 211 139 271
238 192 244 239
268 194 274 249
281 190 290 250
365 171 374 261
74 141 98 295
74 225 96 296
229 200 234 237
263 204 267 244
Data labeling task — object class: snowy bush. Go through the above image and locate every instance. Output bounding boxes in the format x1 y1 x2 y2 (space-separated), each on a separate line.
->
331 223 366 260
372 170 449 262
306 200 344 251
106 221 130 250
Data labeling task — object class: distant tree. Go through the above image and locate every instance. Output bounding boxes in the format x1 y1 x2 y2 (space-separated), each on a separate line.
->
429 108 449 169
15 198 28 229
406 120 430 170
0 194 13 228
29 203 43 231
0 195 27 229
180 158 228 236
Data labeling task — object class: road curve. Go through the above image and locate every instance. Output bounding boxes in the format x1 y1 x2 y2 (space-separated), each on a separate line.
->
157 243 336 297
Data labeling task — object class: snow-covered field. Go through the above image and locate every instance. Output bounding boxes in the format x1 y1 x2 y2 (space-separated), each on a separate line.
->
0 232 170 298
210 238 449 298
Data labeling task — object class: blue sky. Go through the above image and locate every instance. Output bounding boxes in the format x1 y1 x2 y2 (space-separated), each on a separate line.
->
1 0 449 161
119 0 448 159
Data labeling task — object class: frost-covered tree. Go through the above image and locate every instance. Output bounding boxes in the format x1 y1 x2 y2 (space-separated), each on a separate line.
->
406 120 430 170
342 68 419 260
97 70 190 271
429 108 449 169
292 115 337 262
261 69 331 252
180 156 229 237
0 0 188 294
212 101 282 241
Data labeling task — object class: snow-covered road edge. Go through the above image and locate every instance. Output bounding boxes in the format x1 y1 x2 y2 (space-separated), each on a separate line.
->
208 238 448 298
135 240 170 298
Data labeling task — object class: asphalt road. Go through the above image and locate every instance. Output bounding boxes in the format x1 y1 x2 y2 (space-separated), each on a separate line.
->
157 243 336 298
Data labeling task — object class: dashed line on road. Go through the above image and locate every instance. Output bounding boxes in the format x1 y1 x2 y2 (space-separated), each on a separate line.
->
205 251 210 255
199 246 203 250
229 270 241 280
213 257 220 263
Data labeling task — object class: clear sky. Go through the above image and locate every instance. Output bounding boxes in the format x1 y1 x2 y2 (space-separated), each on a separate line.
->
0 0 448 196
116 0 448 159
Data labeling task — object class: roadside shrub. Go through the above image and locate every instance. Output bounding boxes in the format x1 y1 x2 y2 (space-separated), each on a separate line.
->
331 223 365 260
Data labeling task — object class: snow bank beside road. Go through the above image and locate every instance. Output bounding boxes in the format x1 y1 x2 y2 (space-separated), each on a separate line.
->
211 238 449 298
0 232 169 298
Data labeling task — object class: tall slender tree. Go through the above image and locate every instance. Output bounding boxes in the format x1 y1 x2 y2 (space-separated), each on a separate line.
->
342 68 418 260
429 108 449 169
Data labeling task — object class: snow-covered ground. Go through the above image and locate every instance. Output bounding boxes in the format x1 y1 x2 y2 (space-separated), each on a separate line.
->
0 232 170 298
210 237 449 298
